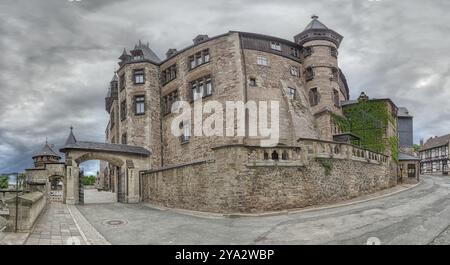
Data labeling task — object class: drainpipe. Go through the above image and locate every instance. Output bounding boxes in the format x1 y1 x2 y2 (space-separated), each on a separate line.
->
238 33 249 143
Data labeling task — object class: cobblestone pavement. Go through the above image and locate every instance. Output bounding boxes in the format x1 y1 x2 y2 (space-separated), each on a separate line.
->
76 175 450 245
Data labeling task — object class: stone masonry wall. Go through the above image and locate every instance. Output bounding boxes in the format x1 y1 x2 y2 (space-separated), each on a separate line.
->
142 143 391 213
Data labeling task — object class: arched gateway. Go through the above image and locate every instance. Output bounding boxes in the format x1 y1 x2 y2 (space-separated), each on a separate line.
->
59 128 151 204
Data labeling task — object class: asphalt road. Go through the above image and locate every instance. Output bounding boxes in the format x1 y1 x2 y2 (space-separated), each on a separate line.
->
77 175 450 245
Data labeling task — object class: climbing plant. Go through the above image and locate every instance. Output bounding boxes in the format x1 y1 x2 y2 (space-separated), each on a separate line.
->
331 100 398 162
316 158 333 176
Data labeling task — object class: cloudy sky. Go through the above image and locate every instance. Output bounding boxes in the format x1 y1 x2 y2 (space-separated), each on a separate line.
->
0 0 449 174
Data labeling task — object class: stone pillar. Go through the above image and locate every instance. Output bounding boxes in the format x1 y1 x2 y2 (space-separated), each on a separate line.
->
65 165 80 205
126 169 140 203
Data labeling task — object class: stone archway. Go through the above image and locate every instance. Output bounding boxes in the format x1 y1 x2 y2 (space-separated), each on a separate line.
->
59 129 151 205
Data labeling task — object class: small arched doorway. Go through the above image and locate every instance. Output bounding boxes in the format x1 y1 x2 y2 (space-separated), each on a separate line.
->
48 175 64 202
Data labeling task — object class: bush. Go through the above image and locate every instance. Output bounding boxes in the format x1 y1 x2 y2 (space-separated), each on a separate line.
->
0 176 8 189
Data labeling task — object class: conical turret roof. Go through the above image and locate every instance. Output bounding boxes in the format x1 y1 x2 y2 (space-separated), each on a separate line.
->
32 140 61 159
65 127 77 145
303 15 328 30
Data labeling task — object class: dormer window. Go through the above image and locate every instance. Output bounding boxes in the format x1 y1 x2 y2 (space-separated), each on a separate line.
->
291 48 299 58
270 41 282 51
134 55 143 60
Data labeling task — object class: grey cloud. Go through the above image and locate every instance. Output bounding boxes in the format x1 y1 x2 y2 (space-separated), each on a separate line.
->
0 0 449 173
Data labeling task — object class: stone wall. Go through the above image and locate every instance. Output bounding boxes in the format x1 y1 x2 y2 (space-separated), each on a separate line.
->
4 192 46 232
142 140 392 213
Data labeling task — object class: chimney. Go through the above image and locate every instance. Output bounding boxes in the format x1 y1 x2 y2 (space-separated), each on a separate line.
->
193 34 209 45
166 48 178 58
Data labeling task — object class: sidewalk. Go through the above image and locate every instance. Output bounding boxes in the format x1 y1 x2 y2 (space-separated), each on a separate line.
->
21 202 109 245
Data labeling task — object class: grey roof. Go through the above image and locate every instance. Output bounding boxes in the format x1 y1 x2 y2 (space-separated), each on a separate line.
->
65 128 77 145
111 73 118 82
60 141 151 156
60 128 150 156
132 40 161 64
399 153 420 161
304 16 329 30
398 107 413 118
33 142 61 158
420 134 450 151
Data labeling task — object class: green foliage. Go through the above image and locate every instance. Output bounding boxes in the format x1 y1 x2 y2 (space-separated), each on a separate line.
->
316 158 333 176
331 100 397 156
83 175 96 186
413 144 421 152
0 175 8 189
389 136 399 164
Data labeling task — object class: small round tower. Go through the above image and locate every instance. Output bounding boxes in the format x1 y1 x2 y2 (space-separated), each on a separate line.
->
294 15 346 140
32 140 61 168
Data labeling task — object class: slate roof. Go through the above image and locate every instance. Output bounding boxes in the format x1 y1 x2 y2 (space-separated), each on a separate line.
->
60 141 151 156
398 107 413 118
132 40 161 64
110 73 118 82
399 153 420 161
304 15 329 30
420 134 450 151
60 128 151 156
33 142 61 159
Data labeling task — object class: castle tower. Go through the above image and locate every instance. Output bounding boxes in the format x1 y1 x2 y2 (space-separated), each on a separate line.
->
32 140 61 168
294 15 346 141
116 41 162 168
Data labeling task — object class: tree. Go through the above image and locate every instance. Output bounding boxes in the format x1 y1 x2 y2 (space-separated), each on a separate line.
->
413 144 421 152
83 175 96 186
0 175 8 189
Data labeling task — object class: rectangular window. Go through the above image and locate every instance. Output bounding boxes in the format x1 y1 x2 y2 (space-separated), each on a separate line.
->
135 95 145 115
249 77 256 86
121 133 127 145
257 56 268 66
303 47 313 57
331 68 339 81
191 75 212 101
309 88 319 106
188 49 210 70
288 87 296 100
290 66 299 77
163 90 179 115
119 73 125 90
291 48 299 58
162 64 177 85
120 100 127 120
270 41 282 51
133 69 145 84
305 67 314 81
205 77 212 96
333 89 340 107
180 121 190 143
331 47 338 58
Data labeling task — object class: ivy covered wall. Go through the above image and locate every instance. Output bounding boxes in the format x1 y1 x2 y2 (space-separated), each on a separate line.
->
332 100 398 162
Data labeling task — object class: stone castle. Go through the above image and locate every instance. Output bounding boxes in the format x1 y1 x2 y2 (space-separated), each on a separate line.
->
22 16 401 214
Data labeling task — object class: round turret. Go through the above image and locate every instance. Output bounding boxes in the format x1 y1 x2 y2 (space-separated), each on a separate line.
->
32 140 61 168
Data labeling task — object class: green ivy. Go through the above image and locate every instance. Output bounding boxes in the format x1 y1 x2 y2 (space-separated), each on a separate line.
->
331 100 397 161
389 136 399 163
316 158 333 176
